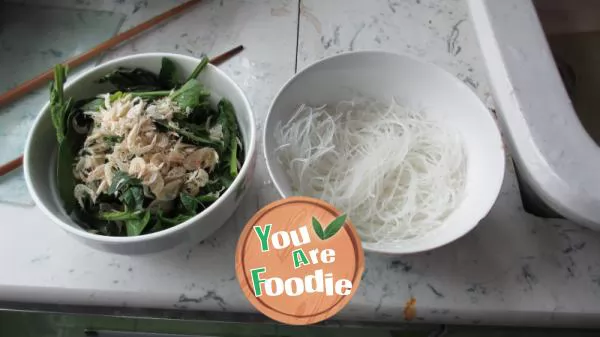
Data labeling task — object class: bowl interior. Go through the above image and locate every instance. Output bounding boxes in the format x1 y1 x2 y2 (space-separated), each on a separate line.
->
264 51 505 254
25 53 254 240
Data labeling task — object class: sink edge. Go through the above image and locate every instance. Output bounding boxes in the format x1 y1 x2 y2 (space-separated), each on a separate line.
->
468 0 600 229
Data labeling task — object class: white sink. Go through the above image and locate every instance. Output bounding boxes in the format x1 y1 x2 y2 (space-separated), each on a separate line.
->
468 0 600 229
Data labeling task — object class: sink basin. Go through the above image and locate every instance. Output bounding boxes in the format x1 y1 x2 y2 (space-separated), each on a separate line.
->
536 0 600 147
468 0 600 229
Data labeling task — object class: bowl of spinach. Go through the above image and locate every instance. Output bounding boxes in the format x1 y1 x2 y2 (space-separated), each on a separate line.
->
24 53 256 254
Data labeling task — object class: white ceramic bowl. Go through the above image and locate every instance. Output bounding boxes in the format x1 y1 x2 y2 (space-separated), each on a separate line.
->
264 51 505 254
24 53 256 254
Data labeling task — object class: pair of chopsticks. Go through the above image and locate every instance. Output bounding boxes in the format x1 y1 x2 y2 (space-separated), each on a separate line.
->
0 0 244 177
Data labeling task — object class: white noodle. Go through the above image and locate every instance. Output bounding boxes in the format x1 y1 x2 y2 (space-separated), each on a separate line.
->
274 97 467 243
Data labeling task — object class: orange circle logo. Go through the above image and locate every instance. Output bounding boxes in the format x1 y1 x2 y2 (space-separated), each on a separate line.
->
235 196 365 325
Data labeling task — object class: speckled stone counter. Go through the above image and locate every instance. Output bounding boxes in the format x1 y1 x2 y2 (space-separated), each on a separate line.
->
1 0 600 329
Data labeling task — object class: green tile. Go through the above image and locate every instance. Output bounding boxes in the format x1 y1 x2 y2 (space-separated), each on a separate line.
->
443 326 600 337
0 311 60 337
134 319 278 337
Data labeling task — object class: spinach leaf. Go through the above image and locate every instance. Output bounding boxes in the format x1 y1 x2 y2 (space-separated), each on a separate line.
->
71 207 114 234
99 67 163 92
131 90 171 99
89 222 123 236
98 209 151 236
131 56 210 111
179 192 198 214
218 99 239 177
170 79 210 112
108 171 139 194
196 192 219 203
159 57 179 89
54 83 85 214
155 121 221 148
187 105 216 125
120 185 144 211
178 191 220 216
79 91 125 112
80 97 104 112
56 136 77 213
158 212 193 226
125 211 151 236
108 171 144 211
173 119 212 139
205 175 233 195
50 64 73 144
99 210 143 221
148 216 164 233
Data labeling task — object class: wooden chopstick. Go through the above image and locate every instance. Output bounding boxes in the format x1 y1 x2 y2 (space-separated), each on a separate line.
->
0 0 202 107
0 44 245 177
0 157 23 177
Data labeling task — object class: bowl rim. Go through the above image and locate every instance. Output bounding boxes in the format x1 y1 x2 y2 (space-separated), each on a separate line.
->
263 50 505 255
24 52 256 244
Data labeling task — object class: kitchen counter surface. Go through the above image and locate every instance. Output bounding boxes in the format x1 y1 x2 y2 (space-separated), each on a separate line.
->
2 0 600 328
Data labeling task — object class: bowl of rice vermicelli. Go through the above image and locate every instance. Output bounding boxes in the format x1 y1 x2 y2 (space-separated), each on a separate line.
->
263 51 504 254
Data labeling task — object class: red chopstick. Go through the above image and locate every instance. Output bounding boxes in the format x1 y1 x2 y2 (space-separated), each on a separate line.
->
0 0 203 107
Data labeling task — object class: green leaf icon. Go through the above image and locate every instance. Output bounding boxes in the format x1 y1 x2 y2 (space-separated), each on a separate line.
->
312 217 325 240
323 214 347 239
312 214 348 240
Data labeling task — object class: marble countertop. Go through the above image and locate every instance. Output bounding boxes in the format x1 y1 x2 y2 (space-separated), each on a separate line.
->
2 0 600 328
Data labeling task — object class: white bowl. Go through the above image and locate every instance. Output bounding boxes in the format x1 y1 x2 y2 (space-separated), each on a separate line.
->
24 53 257 254
263 51 505 255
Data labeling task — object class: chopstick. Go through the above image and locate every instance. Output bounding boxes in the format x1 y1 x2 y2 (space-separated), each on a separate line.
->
0 0 202 107
0 157 24 178
0 44 245 177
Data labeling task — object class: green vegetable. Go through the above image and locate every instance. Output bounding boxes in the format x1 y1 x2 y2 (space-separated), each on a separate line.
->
187 103 215 125
108 171 144 211
196 193 219 203
120 185 144 211
186 55 210 82
159 57 179 89
125 211 151 236
180 192 198 214
51 65 79 212
48 56 245 237
130 56 210 110
218 99 239 177
148 216 164 233
80 92 124 112
50 64 73 144
131 90 171 99
98 67 163 92
174 119 211 138
158 213 193 226
56 135 77 213
133 80 210 112
99 210 143 221
80 97 104 112
98 210 151 236
179 192 220 216
155 121 221 148
171 80 211 112
108 171 135 194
